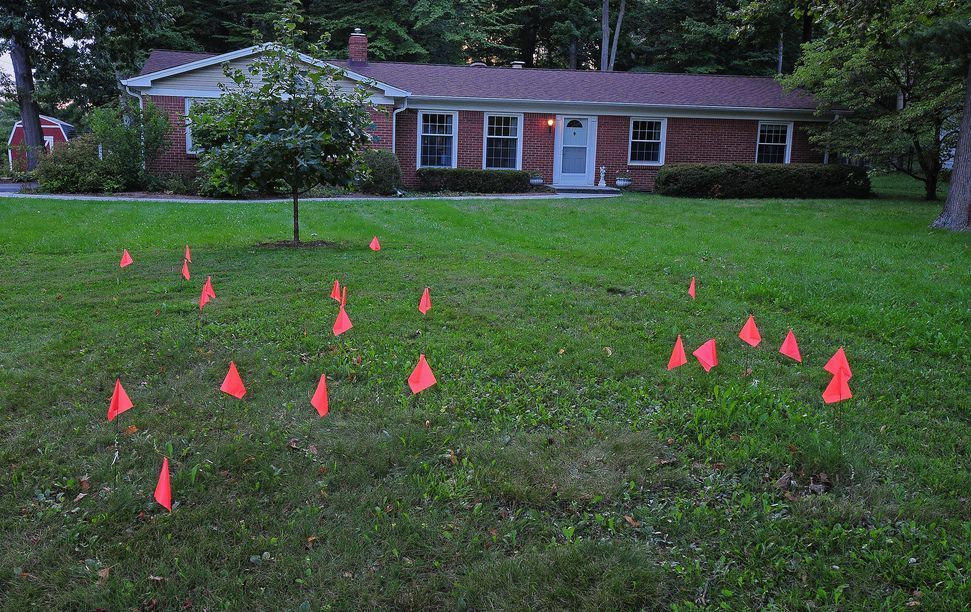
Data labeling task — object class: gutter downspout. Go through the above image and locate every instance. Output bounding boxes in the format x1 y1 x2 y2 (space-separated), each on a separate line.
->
391 97 408 156
124 84 146 169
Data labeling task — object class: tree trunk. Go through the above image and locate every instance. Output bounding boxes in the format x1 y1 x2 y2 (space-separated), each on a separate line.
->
10 38 45 171
932 57 971 231
520 22 538 67
777 31 784 74
607 0 626 71
292 189 300 245
923 175 939 202
801 10 813 43
568 38 577 70
600 0 610 71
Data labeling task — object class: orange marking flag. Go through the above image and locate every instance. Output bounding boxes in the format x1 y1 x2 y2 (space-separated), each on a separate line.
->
779 329 802 362
738 315 761 347
369 236 381 251
154 457 172 511
822 369 852 404
120 249 133 268
408 354 437 394
419 287 432 314
692 339 718 372
311 374 329 417
667 335 687 370
688 277 696 299
824 347 852 379
181 260 191 281
220 361 247 399
184 244 192 263
107 378 134 421
330 280 341 301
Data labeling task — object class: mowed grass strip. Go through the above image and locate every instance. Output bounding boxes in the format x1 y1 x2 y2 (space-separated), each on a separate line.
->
0 175 968 609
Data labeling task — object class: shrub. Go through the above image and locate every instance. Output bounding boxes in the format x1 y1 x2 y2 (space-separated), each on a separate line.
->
654 163 871 199
88 100 169 190
416 168 532 193
146 171 203 195
357 149 401 195
35 135 123 193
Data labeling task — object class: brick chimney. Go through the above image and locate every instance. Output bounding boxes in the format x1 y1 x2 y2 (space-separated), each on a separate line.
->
349 28 368 66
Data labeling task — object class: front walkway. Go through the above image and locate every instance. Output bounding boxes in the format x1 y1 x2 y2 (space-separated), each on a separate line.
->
0 190 621 204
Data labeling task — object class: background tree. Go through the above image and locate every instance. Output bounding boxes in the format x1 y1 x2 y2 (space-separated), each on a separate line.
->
0 0 173 169
187 2 375 245
784 0 964 202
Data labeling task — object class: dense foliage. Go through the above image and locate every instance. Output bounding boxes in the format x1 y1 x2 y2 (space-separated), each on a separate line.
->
416 168 533 193
187 4 376 243
654 163 870 199
357 149 402 195
87 100 170 190
34 135 124 193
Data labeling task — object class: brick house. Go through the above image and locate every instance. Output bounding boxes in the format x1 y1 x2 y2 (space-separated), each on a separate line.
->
121 30 832 191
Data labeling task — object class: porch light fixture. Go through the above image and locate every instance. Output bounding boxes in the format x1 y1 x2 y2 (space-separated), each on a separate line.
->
547 118 554 133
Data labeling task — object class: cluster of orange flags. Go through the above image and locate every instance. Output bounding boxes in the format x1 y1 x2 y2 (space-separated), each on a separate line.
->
670 279 852 404
822 348 853 404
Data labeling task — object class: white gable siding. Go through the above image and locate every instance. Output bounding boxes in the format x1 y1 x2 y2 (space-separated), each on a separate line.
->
149 55 388 102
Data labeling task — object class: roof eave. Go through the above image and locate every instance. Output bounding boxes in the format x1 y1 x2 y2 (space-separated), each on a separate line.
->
121 44 410 99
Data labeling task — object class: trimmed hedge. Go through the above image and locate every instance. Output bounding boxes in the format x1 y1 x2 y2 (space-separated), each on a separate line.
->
358 149 402 195
416 168 532 193
654 163 870 199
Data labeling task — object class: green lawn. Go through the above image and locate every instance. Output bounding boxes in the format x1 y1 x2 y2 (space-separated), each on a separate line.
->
1 176 968 609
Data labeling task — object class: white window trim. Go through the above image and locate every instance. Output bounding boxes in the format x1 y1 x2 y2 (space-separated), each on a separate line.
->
43 135 55 151
481 112 524 170
417 110 459 169
756 121 793 164
628 117 667 166
184 98 201 155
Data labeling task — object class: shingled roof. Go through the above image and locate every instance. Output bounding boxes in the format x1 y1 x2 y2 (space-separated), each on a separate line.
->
138 49 219 75
329 61 817 110
135 49 818 111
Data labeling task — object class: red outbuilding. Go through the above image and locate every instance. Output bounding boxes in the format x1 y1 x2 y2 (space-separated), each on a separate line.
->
7 115 75 172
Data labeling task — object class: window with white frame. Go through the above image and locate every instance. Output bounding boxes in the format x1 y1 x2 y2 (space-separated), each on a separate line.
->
628 118 666 165
483 114 521 170
418 112 457 168
185 98 201 155
756 122 792 164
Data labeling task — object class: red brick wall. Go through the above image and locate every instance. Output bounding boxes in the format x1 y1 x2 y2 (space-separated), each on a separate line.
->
791 122 824 164
146 94 825 191
523 113 556 183
395 110 418 185
595 116 824 191
458 111 483 168
369 105 394 150
147 95 197 175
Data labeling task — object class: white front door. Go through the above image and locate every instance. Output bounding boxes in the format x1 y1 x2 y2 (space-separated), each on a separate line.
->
554 116 597 185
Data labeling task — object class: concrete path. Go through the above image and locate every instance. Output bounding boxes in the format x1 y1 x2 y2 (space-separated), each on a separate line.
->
0 190 621 204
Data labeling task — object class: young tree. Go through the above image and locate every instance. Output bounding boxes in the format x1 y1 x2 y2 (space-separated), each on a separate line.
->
188 2 376 245
784 0 964 202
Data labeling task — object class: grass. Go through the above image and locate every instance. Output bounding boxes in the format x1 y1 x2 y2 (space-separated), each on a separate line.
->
0 175 968 609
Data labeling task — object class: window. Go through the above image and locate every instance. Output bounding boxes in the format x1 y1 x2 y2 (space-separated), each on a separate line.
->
628 118 666 165
483 114 522 170
185 98 201 155
756 122 792 164
418 111 457 168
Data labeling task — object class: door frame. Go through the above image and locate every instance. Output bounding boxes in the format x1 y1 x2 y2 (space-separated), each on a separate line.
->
552 114 598 185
